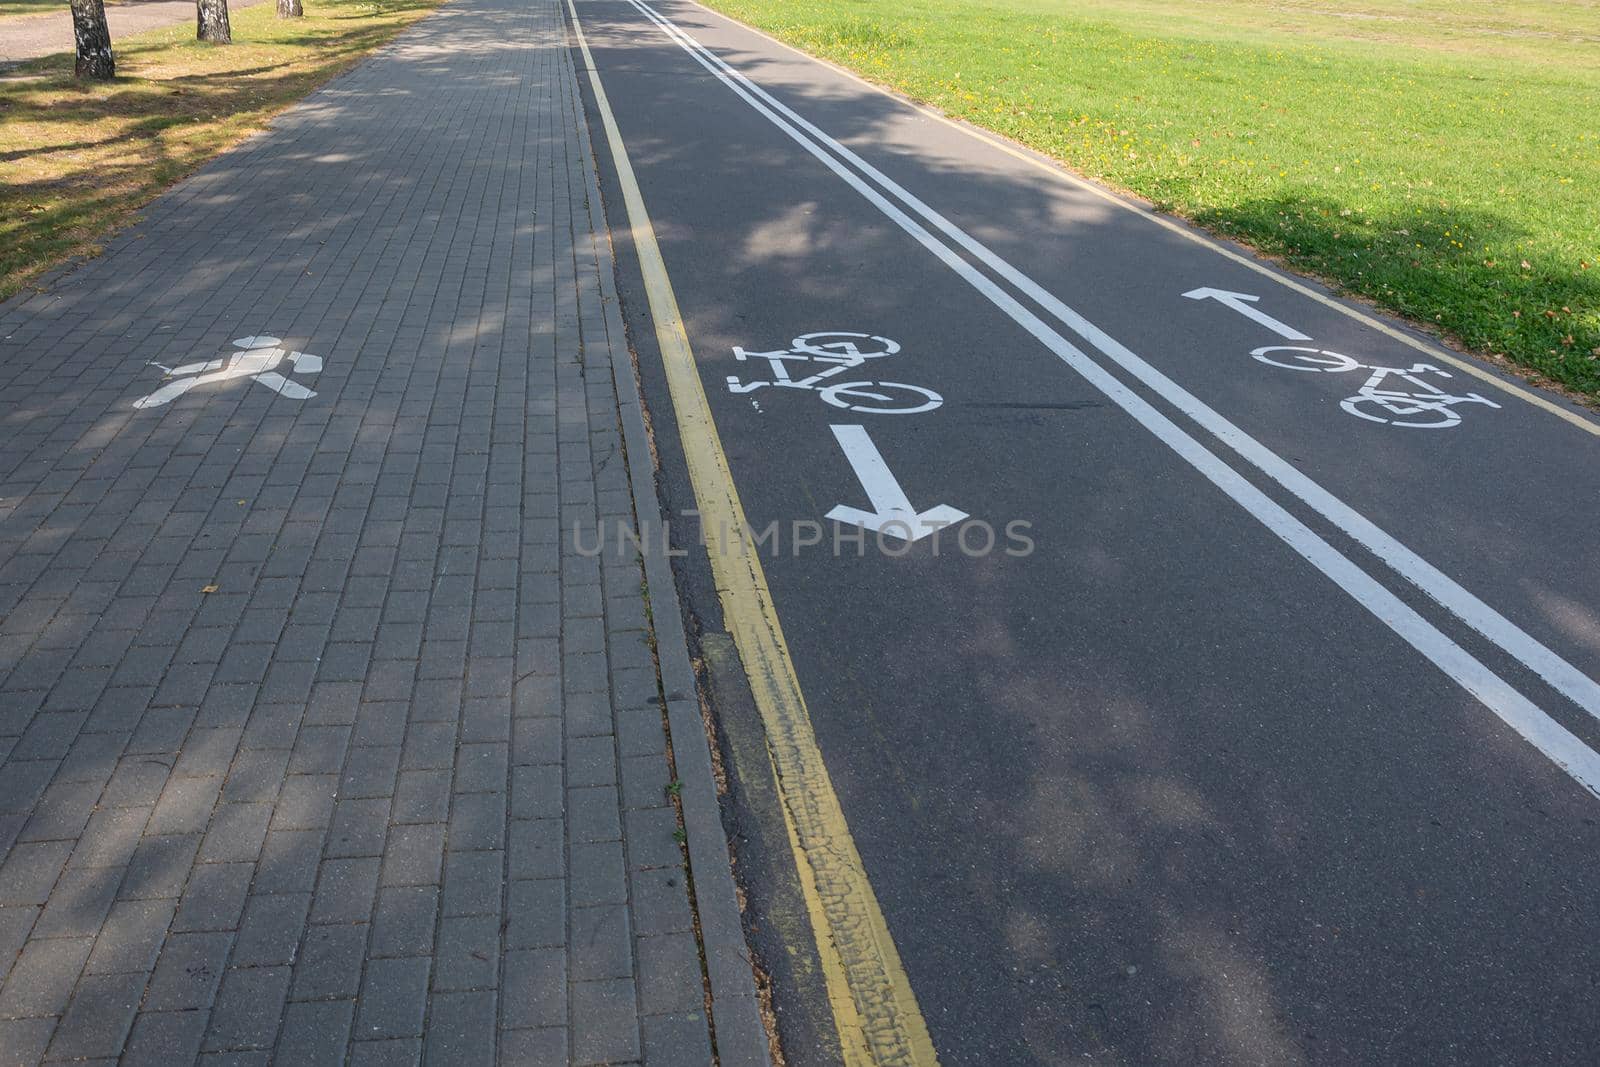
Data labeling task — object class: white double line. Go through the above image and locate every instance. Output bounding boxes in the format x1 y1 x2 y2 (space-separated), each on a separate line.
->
620 0 1600 797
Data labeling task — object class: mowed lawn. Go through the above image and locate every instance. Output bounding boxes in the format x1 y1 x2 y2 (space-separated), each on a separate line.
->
702 0 1600 397
0 0 440 299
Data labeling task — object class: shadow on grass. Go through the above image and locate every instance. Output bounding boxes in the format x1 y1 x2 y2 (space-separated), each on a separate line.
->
1189 194 1600 396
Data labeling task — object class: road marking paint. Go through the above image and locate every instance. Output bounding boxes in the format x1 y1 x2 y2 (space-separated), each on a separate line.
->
683 0 1600 439
134 335 322 409
1182 287 1313 341
728 332 944 415
1249 346 1501 430
619 0 1600 801
625 0 1600 731
826 424 968 541
562 4 938 1063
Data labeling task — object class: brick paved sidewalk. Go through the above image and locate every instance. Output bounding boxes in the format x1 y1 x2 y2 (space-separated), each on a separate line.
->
0 0 763 1062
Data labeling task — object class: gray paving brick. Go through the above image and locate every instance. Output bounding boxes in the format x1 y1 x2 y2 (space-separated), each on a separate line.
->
392 770 450 825
99 757 171 809
447 792 506 852
0 935 91 1018
433 914 499 992
504 879 564 951
144 931 232 1011
0 1017 57 1066
69 805 150 870
291 923 367 1001
86 898 174 974
0 840 72 906
45 971 143 1059
148 776 223 836
224 746 292 801
512 717 560 768
564 736 618 790
570 977 640 1065
232 892 311 967
509 818 563 880
197 802 272 864
276 999 354 1066
566 783 620 844
496 1026 566 1065
204 965 291 1051
273 775 337 832
120 835 200 900
123 1009 209 1066
643 1011 713 1067
253 830 323 894
619 754 673 812
0 905 38 976
31 867 119 939
569 841 627 908
310 856 380 925
637 932 704 1016
631 867 694 938
371 887 438 959
441 851 503 918
173 862 253 933
423 990 496 1066
570 904 632 983
328 797 390 858
499 949 565 1031
380 823 445 888
342 745 403 798
355 956 430 1040
350 1037 423 1067
625 807 684 871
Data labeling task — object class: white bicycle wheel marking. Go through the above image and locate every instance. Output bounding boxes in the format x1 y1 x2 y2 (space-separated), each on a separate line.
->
1251 345 1500 429
134 335 323 409
725 331 942 414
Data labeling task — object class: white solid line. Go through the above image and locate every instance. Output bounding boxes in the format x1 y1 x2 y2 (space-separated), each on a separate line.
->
624 0 1600 729
616 0 1600 799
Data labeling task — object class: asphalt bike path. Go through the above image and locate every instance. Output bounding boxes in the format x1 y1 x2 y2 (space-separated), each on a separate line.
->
570 0 1600 1063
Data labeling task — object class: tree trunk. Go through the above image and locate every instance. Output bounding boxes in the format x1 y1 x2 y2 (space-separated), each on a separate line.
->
276 0 302 17
196 0 231 42
69 0 115 79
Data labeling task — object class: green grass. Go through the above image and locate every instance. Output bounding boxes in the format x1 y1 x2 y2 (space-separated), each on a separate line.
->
0 0 441 299
701 0 1600 397
0 0 71 19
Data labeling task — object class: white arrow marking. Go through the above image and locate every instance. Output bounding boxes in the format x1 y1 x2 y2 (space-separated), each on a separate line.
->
825 424 968 542
1182 287 1312 341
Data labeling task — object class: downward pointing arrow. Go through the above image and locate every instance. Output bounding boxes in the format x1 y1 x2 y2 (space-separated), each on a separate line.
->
825 424 968 543
1182 287 1312 341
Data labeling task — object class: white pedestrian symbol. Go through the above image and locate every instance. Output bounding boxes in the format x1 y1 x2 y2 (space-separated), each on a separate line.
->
133 335 322 409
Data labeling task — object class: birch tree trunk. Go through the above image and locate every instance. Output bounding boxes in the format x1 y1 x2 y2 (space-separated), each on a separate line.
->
277 0 303 17
69 0 115 79
196 0 231 42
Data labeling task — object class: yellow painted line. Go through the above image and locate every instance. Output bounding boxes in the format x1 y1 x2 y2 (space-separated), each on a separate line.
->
687 0 1600 440
562 3 938 1063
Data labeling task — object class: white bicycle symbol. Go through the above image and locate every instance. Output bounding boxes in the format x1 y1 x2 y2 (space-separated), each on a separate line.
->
1251 346 1501 429
726 331 942 415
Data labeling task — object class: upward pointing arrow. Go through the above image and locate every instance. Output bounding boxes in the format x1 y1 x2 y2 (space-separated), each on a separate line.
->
826 424 968 543
1182 287 1312 341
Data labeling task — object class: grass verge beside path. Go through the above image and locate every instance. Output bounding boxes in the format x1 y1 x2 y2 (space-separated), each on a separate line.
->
701 0 1600 398
0 0 68 19
0 0 440 299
